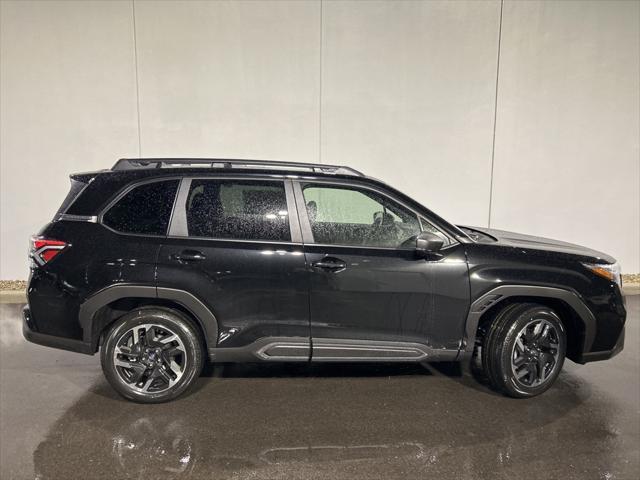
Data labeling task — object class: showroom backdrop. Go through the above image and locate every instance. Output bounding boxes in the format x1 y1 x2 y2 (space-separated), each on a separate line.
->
1 0 639 279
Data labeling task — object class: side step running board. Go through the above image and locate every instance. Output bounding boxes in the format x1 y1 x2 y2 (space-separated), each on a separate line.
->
209 337 458 363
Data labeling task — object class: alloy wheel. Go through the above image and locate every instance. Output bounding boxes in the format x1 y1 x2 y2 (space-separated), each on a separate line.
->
112 323 187 394
510 318 561 388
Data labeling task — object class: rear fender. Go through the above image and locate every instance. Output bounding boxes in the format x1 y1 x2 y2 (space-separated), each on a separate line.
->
78 284 219 351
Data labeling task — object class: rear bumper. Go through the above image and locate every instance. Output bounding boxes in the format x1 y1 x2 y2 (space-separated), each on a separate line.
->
22 306 94 355
576 325 625 364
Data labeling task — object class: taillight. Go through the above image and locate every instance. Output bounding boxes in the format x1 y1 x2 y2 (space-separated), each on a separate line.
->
30 236 68 266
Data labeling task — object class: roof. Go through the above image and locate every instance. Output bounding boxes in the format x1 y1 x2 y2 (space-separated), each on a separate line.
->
111 158 365 177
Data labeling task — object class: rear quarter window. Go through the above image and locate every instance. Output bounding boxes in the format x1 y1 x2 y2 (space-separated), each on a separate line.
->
54 179 88 217
102 180 179 235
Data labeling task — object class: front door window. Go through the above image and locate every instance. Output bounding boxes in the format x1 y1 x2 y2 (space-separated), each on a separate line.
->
301 184 421 247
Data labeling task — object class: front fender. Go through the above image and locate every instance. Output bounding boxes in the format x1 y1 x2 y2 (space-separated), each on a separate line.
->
459 285 597 359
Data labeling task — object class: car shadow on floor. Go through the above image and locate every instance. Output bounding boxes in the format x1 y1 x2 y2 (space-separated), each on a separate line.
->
199 360 497 396
201 360 433 378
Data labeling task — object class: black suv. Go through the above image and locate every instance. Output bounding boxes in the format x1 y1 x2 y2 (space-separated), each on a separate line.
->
24 159 626 403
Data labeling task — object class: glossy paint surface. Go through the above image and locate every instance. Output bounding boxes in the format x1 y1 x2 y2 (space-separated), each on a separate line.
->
156 238 308 348
27 220 160 340
305 244 469 350
25 167 625 362
2 297 639 479
465 239 626 353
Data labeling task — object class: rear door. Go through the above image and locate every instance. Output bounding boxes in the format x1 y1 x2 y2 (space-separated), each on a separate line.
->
293 179 469 360
156 177 309 359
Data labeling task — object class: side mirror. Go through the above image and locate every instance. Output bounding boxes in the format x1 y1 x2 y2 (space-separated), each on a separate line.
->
415 232 444 257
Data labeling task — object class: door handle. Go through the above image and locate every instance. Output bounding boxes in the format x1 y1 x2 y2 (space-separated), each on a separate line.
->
171 250 206 262
312 257 347 272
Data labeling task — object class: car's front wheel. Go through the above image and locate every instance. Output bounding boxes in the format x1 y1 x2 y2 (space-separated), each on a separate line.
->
101 307 204 403
481 303 566 398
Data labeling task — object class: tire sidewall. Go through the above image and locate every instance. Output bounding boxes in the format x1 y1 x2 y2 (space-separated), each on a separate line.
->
101 308 204 403
497 307 567 398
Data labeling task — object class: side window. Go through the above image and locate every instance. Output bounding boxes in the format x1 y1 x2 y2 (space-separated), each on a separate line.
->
103 180 179 235
185 179 290 242
302 184 421 247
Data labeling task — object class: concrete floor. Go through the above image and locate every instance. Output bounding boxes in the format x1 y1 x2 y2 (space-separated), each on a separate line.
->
1 299 638 480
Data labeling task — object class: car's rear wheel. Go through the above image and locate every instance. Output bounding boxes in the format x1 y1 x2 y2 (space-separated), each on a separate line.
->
101 307 204 403
481 303 566 398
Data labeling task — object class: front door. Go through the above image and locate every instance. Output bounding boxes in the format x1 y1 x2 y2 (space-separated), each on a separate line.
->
294 180 469 361
156 177 309 360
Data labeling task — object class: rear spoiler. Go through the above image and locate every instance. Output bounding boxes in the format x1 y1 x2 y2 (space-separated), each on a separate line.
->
70 171 106 183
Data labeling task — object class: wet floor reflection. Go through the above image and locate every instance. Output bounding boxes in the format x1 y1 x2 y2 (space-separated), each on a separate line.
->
31 362 637 479
1 301 638 479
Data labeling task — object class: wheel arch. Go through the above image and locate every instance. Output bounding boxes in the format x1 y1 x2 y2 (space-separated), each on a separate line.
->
461 285 595 363
79 285 219 352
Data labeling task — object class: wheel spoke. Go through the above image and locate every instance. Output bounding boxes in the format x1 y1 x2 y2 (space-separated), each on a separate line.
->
140 376 154 392
114 358 136 369
115 345 139 359
537 356 548 382
160 333 185 354
540 324 550 340
513 355 527 367
157 366 175 386
146 326 156 345
159 334 177 345
164 344 185 356
515 337 525 354
515 366 529 379
532 321 544 339
132 326 143 345
544 352 555 370
170 359 182 374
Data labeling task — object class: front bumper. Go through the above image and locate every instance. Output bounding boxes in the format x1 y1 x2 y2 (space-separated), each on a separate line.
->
22 306 94 355
577 324 625 364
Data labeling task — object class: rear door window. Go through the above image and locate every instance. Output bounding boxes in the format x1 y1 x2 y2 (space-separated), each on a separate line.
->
184 179 290 242
102 180 179 235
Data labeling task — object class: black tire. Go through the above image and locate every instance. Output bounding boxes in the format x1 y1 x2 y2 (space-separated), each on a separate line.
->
101 307 204 403
480 303 566 398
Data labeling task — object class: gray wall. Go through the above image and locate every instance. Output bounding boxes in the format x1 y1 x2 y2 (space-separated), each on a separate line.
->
1 0 638 280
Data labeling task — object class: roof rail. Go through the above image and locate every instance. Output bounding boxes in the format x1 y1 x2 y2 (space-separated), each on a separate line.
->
112 158 364 177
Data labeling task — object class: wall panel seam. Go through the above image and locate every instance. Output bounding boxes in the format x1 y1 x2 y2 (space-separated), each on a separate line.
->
487 0 504 228
131 0 142 157
318 0 323 164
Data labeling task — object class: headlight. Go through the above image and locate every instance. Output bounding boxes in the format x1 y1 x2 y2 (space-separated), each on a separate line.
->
582 262 622 286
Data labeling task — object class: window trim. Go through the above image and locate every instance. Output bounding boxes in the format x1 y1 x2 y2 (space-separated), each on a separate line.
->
167 178 192 237
166 176 301 244
98 177 181 238
292 179 457 250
